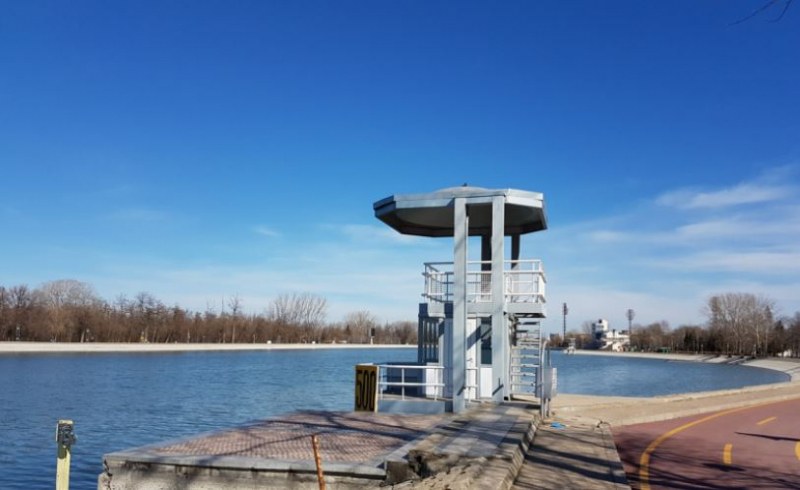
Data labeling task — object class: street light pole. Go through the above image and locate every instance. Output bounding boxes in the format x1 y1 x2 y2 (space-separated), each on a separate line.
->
626 308 635 349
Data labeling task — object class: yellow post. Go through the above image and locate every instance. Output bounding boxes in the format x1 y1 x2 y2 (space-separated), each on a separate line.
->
56 419 75 490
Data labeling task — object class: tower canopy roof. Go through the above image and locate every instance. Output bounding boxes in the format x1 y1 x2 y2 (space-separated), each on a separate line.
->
374 186 547 237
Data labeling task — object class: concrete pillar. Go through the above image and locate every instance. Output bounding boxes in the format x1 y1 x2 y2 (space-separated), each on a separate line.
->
491 196 506 403
452 197 468 413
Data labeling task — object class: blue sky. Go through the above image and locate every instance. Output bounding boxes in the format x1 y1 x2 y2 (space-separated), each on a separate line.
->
1 1 799 333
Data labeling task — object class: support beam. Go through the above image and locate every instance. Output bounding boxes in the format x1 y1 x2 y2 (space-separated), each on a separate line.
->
452 198 468 413
481 235 491 267
491 196 506 403
511 234 520 269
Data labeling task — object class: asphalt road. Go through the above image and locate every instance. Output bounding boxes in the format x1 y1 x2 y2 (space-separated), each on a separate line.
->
613 398 800 490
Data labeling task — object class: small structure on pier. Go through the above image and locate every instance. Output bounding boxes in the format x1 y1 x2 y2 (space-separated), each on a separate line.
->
370 186 553 414
590 318 630 352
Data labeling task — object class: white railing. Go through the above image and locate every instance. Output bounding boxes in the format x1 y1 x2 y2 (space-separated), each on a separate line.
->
377 363 479 402
377 364 446 400
422 260 546 304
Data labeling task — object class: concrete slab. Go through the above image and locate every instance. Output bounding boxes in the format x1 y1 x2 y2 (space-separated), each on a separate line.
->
512 415 629 490
100 403 542 490
100 411 448 489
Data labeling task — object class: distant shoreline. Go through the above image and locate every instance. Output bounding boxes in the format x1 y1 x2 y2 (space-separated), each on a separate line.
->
569 349 709 362
570 349 800 381
0 341 415 355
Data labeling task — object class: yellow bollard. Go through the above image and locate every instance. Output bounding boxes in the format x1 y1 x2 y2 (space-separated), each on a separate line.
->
56 420 75 490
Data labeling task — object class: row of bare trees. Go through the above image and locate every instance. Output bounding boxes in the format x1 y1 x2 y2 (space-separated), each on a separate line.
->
561 293 800 358
0 280 417 345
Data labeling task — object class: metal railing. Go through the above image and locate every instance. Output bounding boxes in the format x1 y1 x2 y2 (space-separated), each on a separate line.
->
377 364 446 400
422 260 546 304
377 363 480 402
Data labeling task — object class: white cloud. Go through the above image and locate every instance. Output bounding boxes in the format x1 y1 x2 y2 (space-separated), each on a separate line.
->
539 166 800 328
674 214 800 241
337 224 426 245
252 225 281 237
587 230 629 243
656 168 797 210
653 250 800 275
62 166 800 329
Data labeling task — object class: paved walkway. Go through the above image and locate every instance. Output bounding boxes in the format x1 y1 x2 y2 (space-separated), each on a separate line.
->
512 414 629 490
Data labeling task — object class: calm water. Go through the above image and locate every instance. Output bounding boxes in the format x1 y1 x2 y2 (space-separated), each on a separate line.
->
551 351 789 396
0 348 788 489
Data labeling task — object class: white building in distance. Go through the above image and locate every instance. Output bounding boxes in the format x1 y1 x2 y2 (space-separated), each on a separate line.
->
591 319 630 352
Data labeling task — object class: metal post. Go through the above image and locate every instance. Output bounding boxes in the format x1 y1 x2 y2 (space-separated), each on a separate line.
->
56 420 75 490
491 196 506 403
401 367 406 400
452 197 468 413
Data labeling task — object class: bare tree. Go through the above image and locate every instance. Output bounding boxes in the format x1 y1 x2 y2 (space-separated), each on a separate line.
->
704 293 775 356
344 310 378 343
227 295 243 343
35 279 99 341
268 292 328 342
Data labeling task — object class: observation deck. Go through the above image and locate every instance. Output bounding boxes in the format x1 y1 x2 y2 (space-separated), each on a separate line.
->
421 259 546 317
372 185 550 412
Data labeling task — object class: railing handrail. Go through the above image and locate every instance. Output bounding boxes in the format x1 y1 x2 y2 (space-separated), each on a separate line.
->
424 259 545 268
422 259 546 304
379 364 444 370
376 363 447 401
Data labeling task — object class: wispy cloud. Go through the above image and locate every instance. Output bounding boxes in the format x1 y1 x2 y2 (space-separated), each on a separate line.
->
252 225 281 237
539 165 800 331
674 213 800 241
651 250 800 275
657 183 793 210
657 167 798 210
587 230 629 243
51 166 800 331
336 224 427 245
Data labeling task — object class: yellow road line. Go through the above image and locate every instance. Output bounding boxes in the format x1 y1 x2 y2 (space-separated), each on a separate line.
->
638 405 763 490
795 441 800 461
756 416 776 426
723 443 733 465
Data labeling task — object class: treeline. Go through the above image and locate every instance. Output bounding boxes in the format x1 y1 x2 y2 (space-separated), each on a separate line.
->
562 293 800 358
0 280 417 345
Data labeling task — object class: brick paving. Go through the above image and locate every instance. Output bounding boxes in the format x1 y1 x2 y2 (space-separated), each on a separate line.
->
152 410 446 464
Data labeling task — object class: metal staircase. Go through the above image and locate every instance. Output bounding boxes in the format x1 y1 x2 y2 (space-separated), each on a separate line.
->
509 317 542 396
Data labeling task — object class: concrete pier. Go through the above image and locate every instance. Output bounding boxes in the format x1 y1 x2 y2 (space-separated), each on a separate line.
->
99 404 540 489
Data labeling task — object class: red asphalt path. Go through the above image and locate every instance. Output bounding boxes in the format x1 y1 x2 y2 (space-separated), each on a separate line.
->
613 398 800 490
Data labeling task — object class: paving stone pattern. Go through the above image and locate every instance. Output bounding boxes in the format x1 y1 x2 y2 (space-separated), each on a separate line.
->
153 410 445 463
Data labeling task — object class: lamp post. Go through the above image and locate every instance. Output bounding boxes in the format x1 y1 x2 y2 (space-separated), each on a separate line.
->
626 309 635 349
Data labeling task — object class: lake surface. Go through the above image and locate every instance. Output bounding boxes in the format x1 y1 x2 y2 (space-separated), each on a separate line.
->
0 348 788 489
